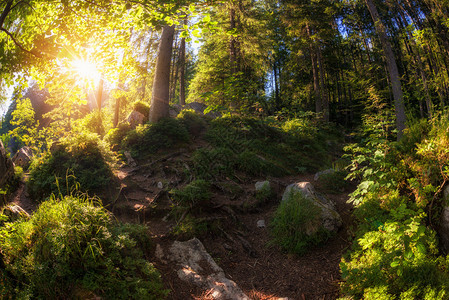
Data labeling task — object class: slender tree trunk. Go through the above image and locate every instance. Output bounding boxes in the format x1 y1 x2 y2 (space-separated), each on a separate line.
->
179 18 187 106
149 25 175 123
318 46 329 121
113 97 121 128
307 24 322 115
365 0 406 139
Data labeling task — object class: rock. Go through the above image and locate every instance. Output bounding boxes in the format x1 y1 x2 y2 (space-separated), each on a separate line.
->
314 168 335 181
169 104 183 118
186 102 207 114
282 182 342 233
257 219 266 228
157 238 250 300
157 181 163 189
0 140 14 189
12 146 33 170
127 110 145 129
255 180 270 192
123 151 137 167
2 204 30 222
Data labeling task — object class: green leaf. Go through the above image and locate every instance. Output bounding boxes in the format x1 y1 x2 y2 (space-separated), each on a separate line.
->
390 260 400 268
416 243 426 254
203 14 211 23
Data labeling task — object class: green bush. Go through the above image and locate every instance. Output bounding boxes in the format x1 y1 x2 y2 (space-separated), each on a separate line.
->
133 101 150 121
124 118 189 158
0 195 168 299
28 133 115 201
104 122 132 149
170 179 211 209
341 114 449 299
270 191 331 255
177 109 208 137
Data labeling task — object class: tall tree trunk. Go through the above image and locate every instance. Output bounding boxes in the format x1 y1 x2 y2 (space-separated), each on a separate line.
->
113 97 121 128
179 18 187 106
318 46 329 121
365 0 406 139
149 25 175 123
307 24 322 115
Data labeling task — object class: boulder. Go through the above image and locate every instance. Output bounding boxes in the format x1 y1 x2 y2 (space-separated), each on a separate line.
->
282 182 342 233
156 238 250 300
255 180 270 192
186 102 207 114
314 168 335 181
169 104 183 118
13 146 33 170
127 110 145 129
1 204 30 222
0 140 14 189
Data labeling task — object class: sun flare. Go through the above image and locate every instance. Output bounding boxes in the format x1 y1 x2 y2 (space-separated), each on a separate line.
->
71 58 101 84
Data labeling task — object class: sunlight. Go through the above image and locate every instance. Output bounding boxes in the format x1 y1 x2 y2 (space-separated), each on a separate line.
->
71 58 101 85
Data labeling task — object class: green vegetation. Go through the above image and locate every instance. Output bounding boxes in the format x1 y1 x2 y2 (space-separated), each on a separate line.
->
27 133 115 201
0 195 168 299
340 113 449 299
123 118 190 158
270 191 332 255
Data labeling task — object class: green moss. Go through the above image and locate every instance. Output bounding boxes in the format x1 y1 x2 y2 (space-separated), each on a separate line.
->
0 195 168 299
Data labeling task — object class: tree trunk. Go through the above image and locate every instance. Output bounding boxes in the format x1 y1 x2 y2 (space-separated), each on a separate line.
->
179 18 187 106
149 25 175 123
365 0 406 139
113 97 121 128
307 24 322 115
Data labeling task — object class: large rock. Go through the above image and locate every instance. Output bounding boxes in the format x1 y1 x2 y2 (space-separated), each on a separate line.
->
0 140 14 189
282 182 342 233
127 110 145 129
156 238 250 300
13 146 33 170
1 204 30 222
186 102 207 114
314 168 335 181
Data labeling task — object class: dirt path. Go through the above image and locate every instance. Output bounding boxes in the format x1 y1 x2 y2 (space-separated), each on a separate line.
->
114 163 354 300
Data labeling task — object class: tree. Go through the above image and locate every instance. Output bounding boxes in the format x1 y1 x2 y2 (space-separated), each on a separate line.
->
365 0 406 139
149 25 175 123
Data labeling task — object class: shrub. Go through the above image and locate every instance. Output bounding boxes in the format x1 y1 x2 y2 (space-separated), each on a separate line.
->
170 179 211 209
177 109 208 137
124 118 189 158
104 122 132 150
0 195 168 299
270 191 331 255
341 114 449 299
132 101 150 121
28 133 115 201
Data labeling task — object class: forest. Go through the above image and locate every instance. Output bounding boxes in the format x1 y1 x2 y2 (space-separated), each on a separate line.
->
2 0 449 299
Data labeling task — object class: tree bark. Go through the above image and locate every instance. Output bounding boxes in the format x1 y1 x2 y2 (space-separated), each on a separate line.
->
179 18 187 106
149 25 175 123
365 0 406 139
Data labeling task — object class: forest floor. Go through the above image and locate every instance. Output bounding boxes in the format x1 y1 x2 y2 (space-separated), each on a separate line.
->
10 147 354 300
110 149 355 300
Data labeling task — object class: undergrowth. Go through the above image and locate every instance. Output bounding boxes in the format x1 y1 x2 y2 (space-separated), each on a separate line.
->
27 133 115 201
270 191 332 255
0 194 168 299
340 112 449 299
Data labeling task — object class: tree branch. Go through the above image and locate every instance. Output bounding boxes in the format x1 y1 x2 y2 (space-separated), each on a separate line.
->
0 0 14 28
0 27 42 58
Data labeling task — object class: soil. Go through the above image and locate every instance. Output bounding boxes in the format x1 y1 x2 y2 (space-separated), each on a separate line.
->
8 150 355 300
111 152 355 300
